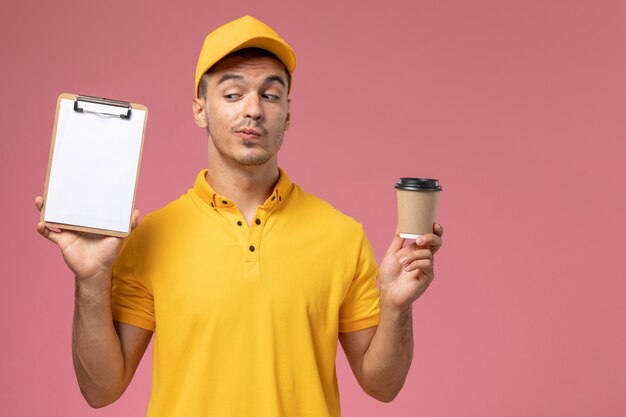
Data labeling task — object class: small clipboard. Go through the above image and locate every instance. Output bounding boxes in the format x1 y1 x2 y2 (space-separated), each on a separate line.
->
41 93 148 237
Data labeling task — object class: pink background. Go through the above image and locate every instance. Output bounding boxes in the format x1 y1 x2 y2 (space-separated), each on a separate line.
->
1 0 625 416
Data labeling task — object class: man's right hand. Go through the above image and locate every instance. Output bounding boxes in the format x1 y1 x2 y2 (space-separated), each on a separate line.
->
36 195 152 408
35 196 140 280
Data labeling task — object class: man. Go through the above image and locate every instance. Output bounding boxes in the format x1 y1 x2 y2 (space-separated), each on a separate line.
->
35 15 443 417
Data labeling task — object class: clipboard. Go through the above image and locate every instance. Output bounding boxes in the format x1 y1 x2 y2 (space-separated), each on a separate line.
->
41 93 148 237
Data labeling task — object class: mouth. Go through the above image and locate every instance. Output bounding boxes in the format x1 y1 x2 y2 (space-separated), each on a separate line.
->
235 128 262 140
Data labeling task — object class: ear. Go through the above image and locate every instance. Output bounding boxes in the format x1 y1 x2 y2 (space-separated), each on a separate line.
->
192 96 208 128
284 99 291 131
284 111 291 131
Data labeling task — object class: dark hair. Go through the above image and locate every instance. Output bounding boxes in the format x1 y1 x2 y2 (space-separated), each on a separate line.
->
198 47 291 99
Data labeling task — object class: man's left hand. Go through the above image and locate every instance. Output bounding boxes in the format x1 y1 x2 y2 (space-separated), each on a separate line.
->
378 223 444 312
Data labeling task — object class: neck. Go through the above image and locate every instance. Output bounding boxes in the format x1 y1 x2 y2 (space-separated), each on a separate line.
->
205 154 279 225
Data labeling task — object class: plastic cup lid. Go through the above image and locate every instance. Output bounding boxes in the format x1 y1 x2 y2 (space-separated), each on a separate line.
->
395 177 442 191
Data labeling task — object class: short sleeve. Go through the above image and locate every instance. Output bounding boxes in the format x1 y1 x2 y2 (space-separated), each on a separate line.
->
338 229 380 333
111 223 156 331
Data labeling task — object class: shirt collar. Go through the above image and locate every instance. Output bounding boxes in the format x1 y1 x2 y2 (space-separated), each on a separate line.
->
193 168 293 211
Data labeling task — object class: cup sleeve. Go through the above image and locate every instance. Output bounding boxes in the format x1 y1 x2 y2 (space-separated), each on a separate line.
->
338 228 380 333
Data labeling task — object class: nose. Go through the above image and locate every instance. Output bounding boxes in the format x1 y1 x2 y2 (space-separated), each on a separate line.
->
244 95 263 121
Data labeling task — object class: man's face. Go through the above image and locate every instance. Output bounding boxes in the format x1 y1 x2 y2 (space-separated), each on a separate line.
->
195 55 291 167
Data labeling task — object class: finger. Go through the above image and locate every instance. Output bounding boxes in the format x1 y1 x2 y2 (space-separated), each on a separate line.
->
415 233 442 250
402 258 433 273
37 221 61 245
386 226 406 255
434 222 444 237
398 243 433 264
130 209 141 231
35 196 44 212
398 248 433 266
398 267 433 291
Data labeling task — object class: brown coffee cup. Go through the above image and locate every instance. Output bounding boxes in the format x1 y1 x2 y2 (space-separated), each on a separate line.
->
396 178 442 238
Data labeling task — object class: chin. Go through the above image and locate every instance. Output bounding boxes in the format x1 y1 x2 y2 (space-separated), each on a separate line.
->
235 154 272 167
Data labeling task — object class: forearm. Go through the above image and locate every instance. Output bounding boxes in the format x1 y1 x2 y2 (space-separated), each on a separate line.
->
359 298 414 402
72 271 125 408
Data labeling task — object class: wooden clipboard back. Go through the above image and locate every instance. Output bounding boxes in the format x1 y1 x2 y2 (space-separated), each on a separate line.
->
41 93 148 237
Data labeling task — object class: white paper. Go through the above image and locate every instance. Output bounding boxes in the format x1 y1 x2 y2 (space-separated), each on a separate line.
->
44 98 145 233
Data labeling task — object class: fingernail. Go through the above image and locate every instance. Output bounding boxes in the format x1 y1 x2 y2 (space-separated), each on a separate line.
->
416 236 425 245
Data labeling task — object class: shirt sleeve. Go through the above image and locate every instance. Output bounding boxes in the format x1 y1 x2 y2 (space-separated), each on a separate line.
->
110 221 156 331
338 228 381 333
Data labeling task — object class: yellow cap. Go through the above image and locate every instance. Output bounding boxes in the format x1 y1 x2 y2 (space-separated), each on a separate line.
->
194 15 297 97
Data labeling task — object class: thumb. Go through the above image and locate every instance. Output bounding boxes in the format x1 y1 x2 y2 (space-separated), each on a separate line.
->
37 221 62 245
385 226 406 255
130 209 141 231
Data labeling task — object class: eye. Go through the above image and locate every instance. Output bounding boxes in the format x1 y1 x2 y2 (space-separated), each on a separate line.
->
224 93 241 100
262 93 280 101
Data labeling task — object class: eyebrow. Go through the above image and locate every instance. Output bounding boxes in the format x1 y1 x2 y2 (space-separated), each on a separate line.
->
216 73 286 88
216 74 244 86
264 75 286 88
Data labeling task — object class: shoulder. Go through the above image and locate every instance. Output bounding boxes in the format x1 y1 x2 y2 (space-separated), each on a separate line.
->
287 184 365 238
145 188 201 222
284 184 374 271
127 191 197 241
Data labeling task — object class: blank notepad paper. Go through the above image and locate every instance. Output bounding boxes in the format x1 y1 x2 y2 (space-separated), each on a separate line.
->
44 96 146 235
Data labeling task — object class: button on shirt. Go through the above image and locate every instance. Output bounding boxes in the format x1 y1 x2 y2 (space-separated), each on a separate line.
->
111 168 381 417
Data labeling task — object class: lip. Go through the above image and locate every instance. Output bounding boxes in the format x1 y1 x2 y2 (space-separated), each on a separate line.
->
235 129 261 139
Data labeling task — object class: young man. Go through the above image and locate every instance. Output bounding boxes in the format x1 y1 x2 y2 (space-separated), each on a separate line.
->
35 15 443 417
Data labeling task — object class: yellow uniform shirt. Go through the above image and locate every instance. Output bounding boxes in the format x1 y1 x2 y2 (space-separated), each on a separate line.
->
111 169 380 417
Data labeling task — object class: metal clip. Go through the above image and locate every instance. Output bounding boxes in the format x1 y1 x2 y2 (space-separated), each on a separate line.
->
73 95 132 119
